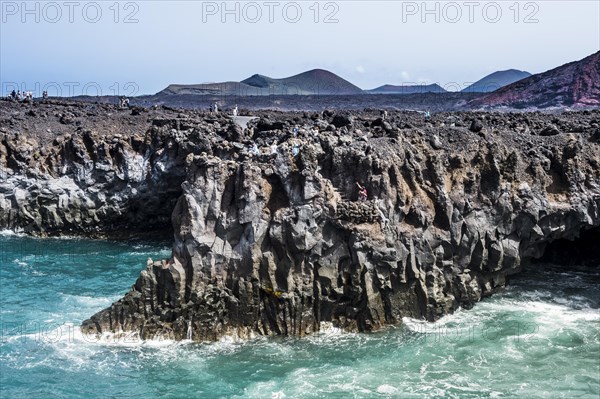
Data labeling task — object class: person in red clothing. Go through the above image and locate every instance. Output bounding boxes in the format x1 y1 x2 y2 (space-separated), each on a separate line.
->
356 181 368 202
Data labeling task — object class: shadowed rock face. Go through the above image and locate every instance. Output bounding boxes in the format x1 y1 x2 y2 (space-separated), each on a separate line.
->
534 227 600 267
0 101 206 237
2 100 599 341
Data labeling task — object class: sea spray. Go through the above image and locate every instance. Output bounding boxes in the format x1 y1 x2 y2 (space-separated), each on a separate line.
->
1 236 598 398
186 317 193 341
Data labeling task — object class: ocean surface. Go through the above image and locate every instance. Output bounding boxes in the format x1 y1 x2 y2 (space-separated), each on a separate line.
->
1 233 598 398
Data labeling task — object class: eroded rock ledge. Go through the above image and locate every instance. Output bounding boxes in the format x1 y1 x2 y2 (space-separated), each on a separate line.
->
0 100 227 237
1 101 599 340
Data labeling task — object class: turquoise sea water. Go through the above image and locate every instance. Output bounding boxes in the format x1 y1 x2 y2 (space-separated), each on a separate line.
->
1 233 599 398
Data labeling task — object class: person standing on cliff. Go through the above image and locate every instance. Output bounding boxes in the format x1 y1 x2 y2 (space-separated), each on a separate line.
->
356 181 368 202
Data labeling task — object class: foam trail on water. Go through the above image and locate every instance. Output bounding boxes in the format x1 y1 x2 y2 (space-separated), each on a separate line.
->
3 322 187 349
0 229 26 237
59 293 116 308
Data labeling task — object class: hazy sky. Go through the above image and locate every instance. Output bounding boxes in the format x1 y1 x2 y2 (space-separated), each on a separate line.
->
1 0 599 95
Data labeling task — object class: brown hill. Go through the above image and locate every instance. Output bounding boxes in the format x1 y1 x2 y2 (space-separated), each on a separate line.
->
470 51 600 109
158 69 364 96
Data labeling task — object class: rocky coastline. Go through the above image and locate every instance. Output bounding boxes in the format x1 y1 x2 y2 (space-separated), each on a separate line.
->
1 100 598 341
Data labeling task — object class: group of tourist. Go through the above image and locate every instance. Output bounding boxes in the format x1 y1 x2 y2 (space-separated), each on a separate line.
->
9 90 44 102
210 103 239 116
9 90 50 102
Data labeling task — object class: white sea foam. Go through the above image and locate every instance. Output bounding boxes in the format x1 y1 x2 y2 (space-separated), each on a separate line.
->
376 384 398 394
59 293 116 308
20 254 49 263
3 321 174 350
402 307 487 335
0 229 26 237
483 298 600 328
402 289 600 347
217 328 257 343
302 322 362 347
305 321 346 341
10 258 48 276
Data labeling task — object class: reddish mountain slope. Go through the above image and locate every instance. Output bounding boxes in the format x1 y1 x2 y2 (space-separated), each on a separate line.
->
471 51 600 108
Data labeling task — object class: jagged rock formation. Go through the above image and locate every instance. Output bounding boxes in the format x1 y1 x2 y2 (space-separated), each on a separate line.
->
0 101 226 237
82 108 600 341
1 100 599 341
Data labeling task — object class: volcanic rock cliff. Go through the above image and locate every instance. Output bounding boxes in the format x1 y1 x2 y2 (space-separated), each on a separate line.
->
1 100 599 341
0 101 205 237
